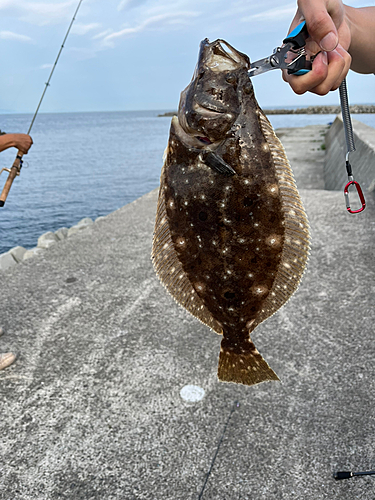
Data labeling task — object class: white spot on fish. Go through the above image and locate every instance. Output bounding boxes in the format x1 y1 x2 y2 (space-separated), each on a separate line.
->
268 184 279 195
266 234 282 248
251 285 268 297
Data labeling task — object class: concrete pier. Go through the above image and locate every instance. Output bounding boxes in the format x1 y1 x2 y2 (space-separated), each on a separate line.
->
0 124 374 500
325 116 375 192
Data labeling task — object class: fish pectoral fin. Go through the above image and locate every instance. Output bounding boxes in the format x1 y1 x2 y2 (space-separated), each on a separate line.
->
218 340 279 387
203 152 236 176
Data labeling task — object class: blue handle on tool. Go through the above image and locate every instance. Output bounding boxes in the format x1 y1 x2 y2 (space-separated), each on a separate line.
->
293 68 310 76
284 21 312 76
283 21 309 49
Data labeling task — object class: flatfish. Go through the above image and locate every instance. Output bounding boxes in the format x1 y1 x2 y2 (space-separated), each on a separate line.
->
152 38 310 386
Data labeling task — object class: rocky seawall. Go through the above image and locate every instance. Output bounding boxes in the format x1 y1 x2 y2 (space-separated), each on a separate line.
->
0 216 106 271
158 105 375 117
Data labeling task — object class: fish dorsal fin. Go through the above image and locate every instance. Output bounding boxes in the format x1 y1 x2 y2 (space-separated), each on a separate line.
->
254 110 310 327
152 163 223 335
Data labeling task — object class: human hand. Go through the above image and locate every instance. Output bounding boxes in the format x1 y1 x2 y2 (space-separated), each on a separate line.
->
283 0 352 95
11 133 33 154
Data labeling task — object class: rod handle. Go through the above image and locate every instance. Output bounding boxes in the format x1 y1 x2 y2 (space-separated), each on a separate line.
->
334 471 353 480
0 151 24 207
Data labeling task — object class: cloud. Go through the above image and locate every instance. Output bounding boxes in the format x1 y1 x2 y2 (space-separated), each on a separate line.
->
0 0 80 26
0 30 33 42
0 0 16 7
117 0 149 11
72 22 101 35
241 3 296 22
102 11 199 47
92 29 113 40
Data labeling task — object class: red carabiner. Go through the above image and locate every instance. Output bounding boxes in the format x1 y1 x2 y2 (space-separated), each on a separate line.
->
344 180 366 214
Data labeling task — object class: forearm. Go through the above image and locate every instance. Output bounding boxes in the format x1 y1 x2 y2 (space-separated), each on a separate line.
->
346 6 375 74
0 133 33 154
0 134 19 153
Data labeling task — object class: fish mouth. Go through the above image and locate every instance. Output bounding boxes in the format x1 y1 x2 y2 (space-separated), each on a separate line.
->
196 136 212 145
197 38 250 73
193 102 226 116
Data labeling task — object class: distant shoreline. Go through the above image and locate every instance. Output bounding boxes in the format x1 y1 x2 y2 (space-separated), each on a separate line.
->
158 104 375 117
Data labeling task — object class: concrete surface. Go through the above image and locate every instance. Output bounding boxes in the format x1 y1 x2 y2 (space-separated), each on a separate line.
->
0 124 374 500
325 115 375 192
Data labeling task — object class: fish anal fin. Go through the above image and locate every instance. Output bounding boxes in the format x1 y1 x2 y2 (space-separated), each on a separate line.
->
218 341 279 387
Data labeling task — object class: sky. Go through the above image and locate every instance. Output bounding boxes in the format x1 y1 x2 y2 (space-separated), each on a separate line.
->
0 0 373 114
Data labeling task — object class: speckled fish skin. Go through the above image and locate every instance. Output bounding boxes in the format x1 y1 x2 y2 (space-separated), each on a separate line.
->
152 38 310 386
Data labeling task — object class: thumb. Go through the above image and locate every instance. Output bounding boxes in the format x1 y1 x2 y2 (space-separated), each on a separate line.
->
298 2 342 51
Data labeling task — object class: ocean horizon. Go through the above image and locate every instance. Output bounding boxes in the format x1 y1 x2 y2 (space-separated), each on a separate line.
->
0 109 374 255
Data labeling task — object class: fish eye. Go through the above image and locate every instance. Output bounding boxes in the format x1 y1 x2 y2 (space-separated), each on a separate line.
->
225 73 237 84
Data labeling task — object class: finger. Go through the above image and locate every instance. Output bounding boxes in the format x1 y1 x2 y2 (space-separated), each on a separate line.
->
282 51 328 94
296 0 344 51
309 49 346 95
330 44 351 90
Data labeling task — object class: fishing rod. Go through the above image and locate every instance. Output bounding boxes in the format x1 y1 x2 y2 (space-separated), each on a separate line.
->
334 469 375 480
0 0 84 207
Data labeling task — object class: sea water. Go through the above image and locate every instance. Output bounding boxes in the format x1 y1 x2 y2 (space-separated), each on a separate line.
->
0 110 374 254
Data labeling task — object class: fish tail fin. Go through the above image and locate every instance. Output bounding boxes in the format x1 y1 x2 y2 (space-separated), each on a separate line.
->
218 339 279 387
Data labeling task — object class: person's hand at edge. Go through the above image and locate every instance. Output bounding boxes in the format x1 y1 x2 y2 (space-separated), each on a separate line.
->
282 0 351 96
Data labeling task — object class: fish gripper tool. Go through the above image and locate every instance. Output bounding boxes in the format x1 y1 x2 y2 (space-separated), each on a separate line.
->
339 78 366 214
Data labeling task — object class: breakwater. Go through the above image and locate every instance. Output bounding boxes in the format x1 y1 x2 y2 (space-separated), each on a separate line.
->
324 115 375 191
158 104 375 117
